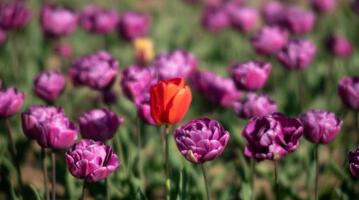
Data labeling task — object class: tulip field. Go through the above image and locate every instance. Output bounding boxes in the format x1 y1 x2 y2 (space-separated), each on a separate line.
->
2 0 359 199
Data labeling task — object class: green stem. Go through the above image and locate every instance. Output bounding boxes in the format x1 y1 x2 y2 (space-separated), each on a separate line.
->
251 159 255 200
355 112 359 146
81 181 86 200
137 119 144 189
106 178 110 200
314 145 319 200
161 125 171 200
201 164 210 200
52 151 56 200
42 148 50 200
274 160 279 200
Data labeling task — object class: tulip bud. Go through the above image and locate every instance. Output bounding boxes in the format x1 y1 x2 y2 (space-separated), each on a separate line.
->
150 78 192 125
348 147 359 178
338 76 359 110
65 139 120 182
21 106 78 149
79 108 124 142
201 6 229 32
228 6 258 33
311 0 336 13
118 12 150 41
79 5 119 34
33 71 66 103
0 1 32 30
174 118 230 164
261 1 285 26
233 93 277 119
136 94 156 125
0 87 25 118
300 110 342 144
251 26 288 55
133 37 155 65
282 6 315 35
54 42 73 58
326 34 353 58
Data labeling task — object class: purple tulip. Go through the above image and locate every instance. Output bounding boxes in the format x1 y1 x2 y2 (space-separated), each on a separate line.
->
300 110 342 144
230 61 271 91
233 93 277 119
348 147 359 178
277 39 316 70
135 93 156 125
121 65 157 103
326 34 353 58
21 106 78 149
251 26 288 55
79 108 124 142
0 87 25 118
228 6 258 33
0 29 7 45
311 0 336 13
261 1 286 25
353 0 359 14
65 139 120 182
191 70 241 107
33 71 66 103
118 11 150 41
79 5 119 34
338 76 359 110
54 42 73 58
201 6 229 32
152 50 198 80
40 4 78 38
242 113 303 161
0 1 32 30
174 118 230 164
282 6 316 35
69 51 119 91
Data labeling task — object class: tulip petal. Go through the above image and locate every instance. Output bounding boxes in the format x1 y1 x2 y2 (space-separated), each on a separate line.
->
168 86 192 124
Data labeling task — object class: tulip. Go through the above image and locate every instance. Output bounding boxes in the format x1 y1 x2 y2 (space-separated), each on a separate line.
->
152 50 198 80
121 65 157 103
233 93 277 119
230 61 271 91
277 39 316 70
338 76 359 110
79 108 124 142
228 6 258 33
21 105 78 149
0 28 6 45
0 87 25 118
0 1 32 30
251 26 288 55
118 11 150 41
79 5 119 34
40 4 78 38
311 0 336 13
201 6 229 32
54 42 73 58
242 113 303 161
33 71 66 103
282 6 316 35
325 34 353 58
300 110 342 144
136 96 156 125
69 51 119 91
65 139 120 182
191 70 241 107
348 147 359 178
261 1 285 26
150 78 192 125
133 37 155 65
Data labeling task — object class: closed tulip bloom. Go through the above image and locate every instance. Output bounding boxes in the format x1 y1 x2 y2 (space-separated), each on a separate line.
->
0 29 7 45
201 6 229 32
251 26 288 55
33 71 66 103
40 4 78 38
65 139 120 182
79 5 119 34
242 113 303 161
70 51 119 90
0 1 32 30
348 147 359 178
261 1 286 25
152 50 198 80
54 42 73 58
191 70 241 107
230 61 271 91
136 93 156 125
0 87 25 118
79 108 124 142
133 37 155 65
228 6 258 33
282 6 315 35
312 0 336 13
121 65 157 103
300 110 342 144
174 118 230 164
277 39 316 70
21 106 78 149
118 11 150 41
150 78 192 125
233 93 277 119
338 76 359 110
326 34 353 58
